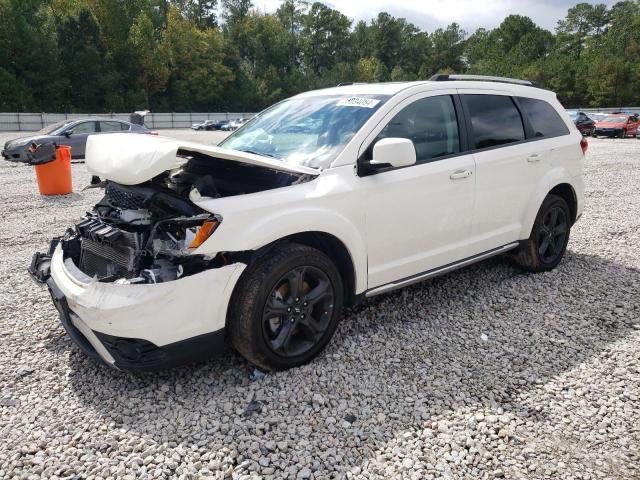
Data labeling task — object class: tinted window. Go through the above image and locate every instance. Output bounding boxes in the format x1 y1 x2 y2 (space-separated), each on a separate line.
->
465 95 525 149
375 95 460 162
72 121 97 134
517 97 569 138
100 121 128 132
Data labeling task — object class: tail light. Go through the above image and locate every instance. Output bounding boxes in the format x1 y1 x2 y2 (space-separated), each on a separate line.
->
580 137 588 155
148 130 159 136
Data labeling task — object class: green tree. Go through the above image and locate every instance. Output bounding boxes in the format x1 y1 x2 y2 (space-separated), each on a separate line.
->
162 7 233 109
276 0 307 67
430 23 466 73
57 9 112 111
300 2 351 75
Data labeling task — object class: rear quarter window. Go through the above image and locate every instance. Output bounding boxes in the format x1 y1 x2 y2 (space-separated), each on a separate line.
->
517 97 570 138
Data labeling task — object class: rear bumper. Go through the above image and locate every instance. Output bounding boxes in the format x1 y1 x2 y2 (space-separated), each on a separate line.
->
35 244 245 371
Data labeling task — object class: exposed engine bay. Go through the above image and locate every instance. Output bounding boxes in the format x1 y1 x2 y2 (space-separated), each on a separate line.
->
47 149 312 285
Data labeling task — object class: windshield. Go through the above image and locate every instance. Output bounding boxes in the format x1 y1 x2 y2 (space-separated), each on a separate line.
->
602 116 626 123
220 94 389 169
38 120 76 135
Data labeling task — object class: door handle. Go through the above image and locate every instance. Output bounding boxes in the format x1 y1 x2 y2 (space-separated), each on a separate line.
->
527 153 542 163
449 170 473 180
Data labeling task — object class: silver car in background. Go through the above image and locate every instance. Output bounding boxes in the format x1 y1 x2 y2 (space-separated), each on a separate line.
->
2 118 157 162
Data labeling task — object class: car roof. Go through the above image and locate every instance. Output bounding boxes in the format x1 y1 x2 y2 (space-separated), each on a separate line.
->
295 80 556 100
71 117 129 124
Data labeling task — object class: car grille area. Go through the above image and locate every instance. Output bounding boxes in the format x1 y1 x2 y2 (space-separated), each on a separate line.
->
105 183 148 210
76 217 146 280
80 239 139 278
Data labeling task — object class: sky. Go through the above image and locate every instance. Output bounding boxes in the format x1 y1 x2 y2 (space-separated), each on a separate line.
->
253 0 620 33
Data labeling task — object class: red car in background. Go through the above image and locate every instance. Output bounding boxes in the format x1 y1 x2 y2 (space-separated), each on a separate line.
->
593 114 640 138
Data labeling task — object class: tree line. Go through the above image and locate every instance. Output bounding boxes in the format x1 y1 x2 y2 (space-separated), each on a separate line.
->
0 0 638 113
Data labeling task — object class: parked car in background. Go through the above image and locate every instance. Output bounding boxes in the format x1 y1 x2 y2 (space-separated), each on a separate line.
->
191 120 217 131
588 112 608 122
593 114 640 138
2 118 157 162
30 75 585 372
221 118 249 131
567 110 595 136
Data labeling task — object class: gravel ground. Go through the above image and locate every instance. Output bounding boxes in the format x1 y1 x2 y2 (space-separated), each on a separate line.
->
0 131 638 480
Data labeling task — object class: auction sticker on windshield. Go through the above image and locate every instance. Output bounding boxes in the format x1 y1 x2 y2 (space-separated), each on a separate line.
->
336 97 381 108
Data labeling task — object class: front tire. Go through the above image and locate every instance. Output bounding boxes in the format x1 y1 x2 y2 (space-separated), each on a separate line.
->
227 242 344 371
513 194 571 273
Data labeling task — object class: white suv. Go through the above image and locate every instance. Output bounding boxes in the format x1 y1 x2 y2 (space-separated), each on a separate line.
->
30 75 586 372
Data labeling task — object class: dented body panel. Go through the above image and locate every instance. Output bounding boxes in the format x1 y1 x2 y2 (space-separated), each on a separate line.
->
50 245 245 346
191 165 369 294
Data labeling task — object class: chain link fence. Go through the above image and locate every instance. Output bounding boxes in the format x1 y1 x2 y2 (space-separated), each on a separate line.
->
0 112 256 132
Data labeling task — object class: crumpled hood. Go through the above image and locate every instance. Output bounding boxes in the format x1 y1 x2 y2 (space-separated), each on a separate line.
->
85 133 319 185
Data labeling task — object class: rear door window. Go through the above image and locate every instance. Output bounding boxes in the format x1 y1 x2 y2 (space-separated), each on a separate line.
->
374 95 460 163
517 97 570 138
464 95 525 149
99 121 128 132
72 121 98 134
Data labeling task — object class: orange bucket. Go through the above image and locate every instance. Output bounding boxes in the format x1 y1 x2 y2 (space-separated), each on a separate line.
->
35 145 72 195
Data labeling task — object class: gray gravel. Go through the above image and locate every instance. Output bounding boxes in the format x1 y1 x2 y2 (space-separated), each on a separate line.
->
0 131 638 479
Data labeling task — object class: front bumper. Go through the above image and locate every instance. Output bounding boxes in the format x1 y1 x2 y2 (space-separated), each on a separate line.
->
1 147 28 162
593 128 623 137
33 244 246 371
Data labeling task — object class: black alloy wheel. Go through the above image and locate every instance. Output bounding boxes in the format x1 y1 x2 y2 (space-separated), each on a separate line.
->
228 242 344 371
536 206 568 264
262 266 335 358
513 194 572 272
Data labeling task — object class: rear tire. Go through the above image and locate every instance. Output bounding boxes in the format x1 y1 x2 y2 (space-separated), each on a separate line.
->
227 242 344 371
513 194 571 273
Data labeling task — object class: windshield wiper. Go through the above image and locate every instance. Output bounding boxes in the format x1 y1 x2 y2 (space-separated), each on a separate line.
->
237 149 280 159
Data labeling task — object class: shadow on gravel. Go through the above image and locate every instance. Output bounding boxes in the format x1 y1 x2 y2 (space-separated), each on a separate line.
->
65 250 639 474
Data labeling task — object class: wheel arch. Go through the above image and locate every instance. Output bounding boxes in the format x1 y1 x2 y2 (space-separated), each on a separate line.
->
520 170 579 239
281 231 358 307
548 183 577 224
230 231 359 308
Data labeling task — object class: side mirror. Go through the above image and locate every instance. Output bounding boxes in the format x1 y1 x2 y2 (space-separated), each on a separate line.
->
370 138 416 168
63 130 72 137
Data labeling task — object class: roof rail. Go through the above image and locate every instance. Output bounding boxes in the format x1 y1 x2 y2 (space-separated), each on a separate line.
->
336 82 368 87
429 74 534 86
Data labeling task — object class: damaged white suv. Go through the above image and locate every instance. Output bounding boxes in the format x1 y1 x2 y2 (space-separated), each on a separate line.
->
31 75 586 372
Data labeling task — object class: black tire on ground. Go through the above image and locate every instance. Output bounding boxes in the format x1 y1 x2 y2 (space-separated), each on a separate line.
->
227 242 344 371
619 129 626 138
513 194 571 273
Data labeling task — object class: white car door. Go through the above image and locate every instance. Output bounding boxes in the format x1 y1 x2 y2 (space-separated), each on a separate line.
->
458 91 547 253
358 92 476 289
